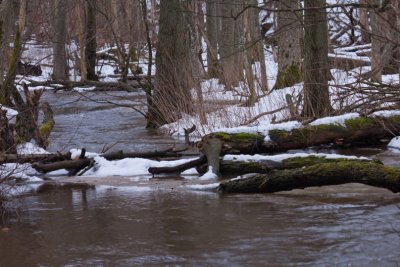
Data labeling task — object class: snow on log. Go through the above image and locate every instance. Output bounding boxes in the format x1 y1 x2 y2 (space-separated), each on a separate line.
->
218 161 400 194
197 113 400 175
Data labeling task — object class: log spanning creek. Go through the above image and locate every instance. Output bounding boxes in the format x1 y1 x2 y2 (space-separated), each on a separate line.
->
1 91 400 266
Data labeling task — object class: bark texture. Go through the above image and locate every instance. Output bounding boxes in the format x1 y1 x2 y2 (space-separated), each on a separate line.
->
52 0 68 80
302 0 331 118
218 161 400 193
274 0 302 89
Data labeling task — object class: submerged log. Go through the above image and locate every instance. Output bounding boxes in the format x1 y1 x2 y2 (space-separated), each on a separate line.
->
218 161 400 194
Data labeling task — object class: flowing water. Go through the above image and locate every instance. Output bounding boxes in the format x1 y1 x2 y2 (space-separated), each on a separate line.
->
1 91 400 266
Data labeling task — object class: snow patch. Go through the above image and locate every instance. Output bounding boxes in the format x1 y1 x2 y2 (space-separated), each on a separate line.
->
310 113 360 126
17 142 50 155
388 137 400 150
223 153 370 162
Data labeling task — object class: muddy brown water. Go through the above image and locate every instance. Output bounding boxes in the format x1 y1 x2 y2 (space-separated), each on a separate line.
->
1 91 400 266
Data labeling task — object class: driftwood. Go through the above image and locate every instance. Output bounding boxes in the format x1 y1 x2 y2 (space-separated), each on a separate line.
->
148 156 207 175
218 161 400 194
198 114 400 175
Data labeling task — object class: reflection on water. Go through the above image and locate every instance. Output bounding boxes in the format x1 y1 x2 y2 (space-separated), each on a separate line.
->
2 91 398 266
42 91 180 152
1 185 399 266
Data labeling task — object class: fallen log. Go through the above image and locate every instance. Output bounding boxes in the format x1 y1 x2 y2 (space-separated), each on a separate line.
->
32 159 91 173
25 80 142 92
148 156 207 175
218 161 400 194
196 155 377 175
197 114 400 175
0 153 70 164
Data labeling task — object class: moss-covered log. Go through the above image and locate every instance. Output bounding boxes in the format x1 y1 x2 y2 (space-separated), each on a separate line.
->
199 115 400 156
218 161 400 194
217 156 378 175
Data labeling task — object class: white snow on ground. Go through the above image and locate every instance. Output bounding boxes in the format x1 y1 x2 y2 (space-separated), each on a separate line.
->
70 149 99 159
73 86 96 93
310 113 360 126
17 142 50 155
84 156 202 178
0 163 42 182
184 183 220 190
372 110 400 118
388 137 400 150
223 153 370 162
181 168 199 175
0 105 18 120
199 167 219 180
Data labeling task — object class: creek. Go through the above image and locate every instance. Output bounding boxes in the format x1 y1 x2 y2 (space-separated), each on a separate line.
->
1 91 400 266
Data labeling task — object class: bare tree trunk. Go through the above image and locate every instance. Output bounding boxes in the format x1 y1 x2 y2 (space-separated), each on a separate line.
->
0 110 15 153
274 0 302 89
52 0 68 80
219 0 243 87
0 0 16 95
302 0 332 118
1 0 26 106
359 0 371 43
85 0 97 81
76 0 87 81
370 0 398 82
149 0 194 127
205 0 220 78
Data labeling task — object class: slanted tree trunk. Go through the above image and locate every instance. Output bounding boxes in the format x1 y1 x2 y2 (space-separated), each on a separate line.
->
302 0 332 118
274 0 302 89
52 0 68 80
84 0 97 81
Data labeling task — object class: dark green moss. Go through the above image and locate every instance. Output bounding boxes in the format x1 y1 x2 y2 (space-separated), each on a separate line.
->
273 64 302 89
344 117 376 130
213 132 264 143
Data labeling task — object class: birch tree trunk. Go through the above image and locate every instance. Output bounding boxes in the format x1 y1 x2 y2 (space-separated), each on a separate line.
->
302 0 332 118
274 0 302 89
52 0 68 80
